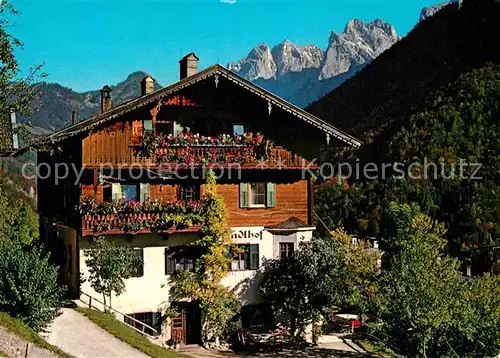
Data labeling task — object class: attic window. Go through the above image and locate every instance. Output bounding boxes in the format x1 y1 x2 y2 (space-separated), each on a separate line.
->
233 124 245 136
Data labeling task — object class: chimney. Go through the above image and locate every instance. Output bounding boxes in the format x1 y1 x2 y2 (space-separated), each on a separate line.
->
71 111 76 125
141 75 155 95
100 85 113 113
179 53 199 80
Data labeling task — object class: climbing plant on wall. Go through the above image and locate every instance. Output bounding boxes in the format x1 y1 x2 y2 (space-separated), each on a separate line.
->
168 170 240 345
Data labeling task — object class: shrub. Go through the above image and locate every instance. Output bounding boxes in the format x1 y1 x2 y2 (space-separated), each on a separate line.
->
0 240 65 331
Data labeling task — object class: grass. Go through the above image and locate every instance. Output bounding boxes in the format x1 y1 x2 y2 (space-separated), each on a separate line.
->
75 307 188 358
0 312 72 358
352 338 400 358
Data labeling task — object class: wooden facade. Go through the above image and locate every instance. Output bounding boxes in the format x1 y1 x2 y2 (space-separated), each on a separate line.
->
35 61 357 240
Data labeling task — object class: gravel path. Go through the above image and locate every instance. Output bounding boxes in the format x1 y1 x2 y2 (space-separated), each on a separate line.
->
0 327 57 358
44 308 148 358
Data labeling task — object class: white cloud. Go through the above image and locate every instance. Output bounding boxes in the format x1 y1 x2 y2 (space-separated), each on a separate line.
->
220 0 237 4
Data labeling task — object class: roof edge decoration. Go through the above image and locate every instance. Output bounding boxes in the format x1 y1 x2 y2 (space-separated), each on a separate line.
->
8 64 362 156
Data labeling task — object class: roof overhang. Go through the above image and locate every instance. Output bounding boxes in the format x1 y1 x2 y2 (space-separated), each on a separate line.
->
8 64 362 156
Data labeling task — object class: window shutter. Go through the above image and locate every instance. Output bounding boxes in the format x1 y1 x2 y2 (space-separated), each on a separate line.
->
140 183 150 203
239 183 249 208
143 119 153 131
111 183 122 202
225 245 233 271
165 248 176 275
249 244 260 270
266 183 276 207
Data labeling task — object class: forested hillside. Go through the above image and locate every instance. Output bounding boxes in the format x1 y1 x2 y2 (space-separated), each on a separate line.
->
314 0 500 274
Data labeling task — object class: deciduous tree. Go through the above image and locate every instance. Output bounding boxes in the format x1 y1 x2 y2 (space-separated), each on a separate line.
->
259 229 379 342
85 239 142 311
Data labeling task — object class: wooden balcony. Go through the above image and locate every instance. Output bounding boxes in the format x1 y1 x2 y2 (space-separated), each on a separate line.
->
152 146 314 169
80 199 203 236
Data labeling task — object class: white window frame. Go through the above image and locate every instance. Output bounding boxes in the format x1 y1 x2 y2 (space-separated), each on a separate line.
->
249 182 266 208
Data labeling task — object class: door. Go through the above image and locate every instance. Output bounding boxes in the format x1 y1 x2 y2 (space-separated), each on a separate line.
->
170 309 186 344
170 301 201 345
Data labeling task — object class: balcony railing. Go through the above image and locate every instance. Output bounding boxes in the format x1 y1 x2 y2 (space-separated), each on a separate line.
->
80 198 203 235
131 132 314 168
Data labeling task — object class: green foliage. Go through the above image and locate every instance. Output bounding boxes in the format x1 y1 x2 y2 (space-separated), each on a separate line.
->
0 240 65 331
445 274 500 357
169 170 239 344
75 307 187 358
260 229 379 341
372 203 500 357
0 312 71 357
316 65 500 273
0 182 38 245
84 239 142 310
0 1 45 149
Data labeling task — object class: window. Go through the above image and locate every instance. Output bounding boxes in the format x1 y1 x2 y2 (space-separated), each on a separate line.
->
179 184 200 201
250 183 266 207
104 184 149 203
172 311 184 329
122 184 138 201
155 121 173 136
233 124 245 136
229 244 259 271
124 312 160 336
131 248 144 277
239 183 276 208
165 247 197 275
279 243 294 260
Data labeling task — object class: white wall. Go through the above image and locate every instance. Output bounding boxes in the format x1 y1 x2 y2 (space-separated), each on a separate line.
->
79 226 314 327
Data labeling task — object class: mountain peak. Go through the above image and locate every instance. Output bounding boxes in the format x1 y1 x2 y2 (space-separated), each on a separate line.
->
227 43 276 80
319 18 399 80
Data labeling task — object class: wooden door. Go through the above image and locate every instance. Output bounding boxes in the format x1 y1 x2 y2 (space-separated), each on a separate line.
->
170 309 186 344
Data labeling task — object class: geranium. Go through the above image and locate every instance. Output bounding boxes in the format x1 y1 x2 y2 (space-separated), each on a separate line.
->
133 132 272 165
80 196 204 233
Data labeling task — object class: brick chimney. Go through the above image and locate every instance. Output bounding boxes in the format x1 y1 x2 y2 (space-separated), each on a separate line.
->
141 75 155 95
100 85 113 113
71 111 76 125
179 53 199 80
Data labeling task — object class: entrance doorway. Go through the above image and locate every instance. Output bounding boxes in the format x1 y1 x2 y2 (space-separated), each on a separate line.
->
170 301 201 345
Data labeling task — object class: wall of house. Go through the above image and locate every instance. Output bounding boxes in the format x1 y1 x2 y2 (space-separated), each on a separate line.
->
217 181 309 227
78 226 314 335
81 179 310 227
81 111 151 167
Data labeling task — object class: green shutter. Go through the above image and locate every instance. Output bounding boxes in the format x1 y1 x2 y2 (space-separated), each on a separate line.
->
249 244 260 270
143 119 153 131
165 248 176 275
239 183 249 208
266 183 276 207
140 183 150 203
225 245 233 271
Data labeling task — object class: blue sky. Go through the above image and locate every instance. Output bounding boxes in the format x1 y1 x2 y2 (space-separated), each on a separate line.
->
8 0 436 92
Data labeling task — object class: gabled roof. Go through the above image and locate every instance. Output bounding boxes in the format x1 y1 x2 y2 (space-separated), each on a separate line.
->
10 64 361 155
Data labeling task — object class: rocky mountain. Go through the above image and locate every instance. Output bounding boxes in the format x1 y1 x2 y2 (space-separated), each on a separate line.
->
306 0 500 137
26 71 161 132
228 19 400 107
420 0 457 21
